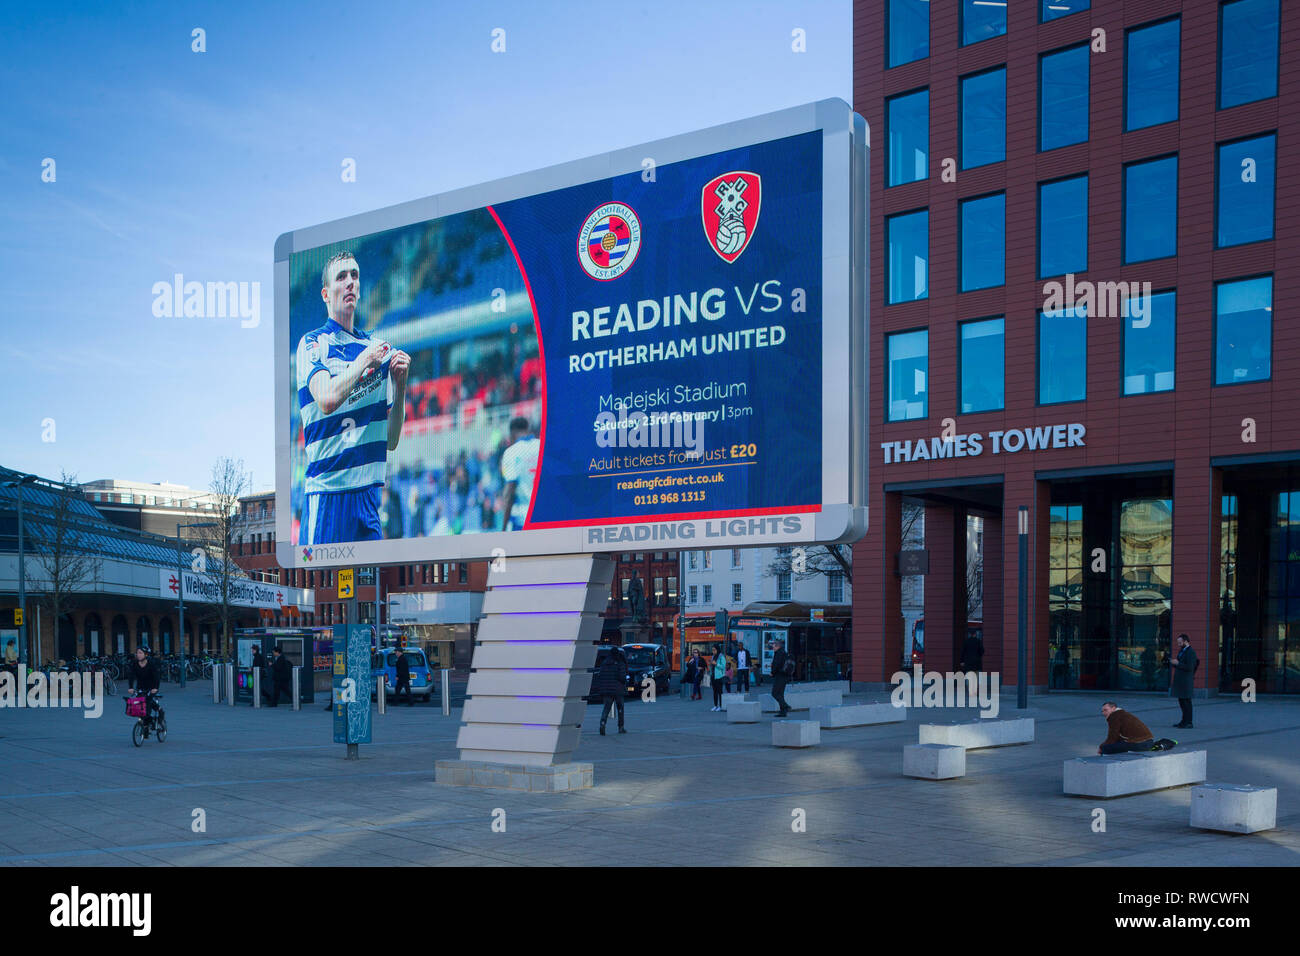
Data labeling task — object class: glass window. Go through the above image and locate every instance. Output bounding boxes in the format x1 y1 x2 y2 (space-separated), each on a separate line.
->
961 68 1006 170
702 551 712 570
888 209 928 304
1215 276 1272 385
778 573 792 602
828 572 845 603
1126 18 1180 130
960 193 1005 292
962 0 1007 46
887 329 929 422
1039 305 1087 404
1040 44 1090 151
1123 290 1176 395
1219 0 1279 109
732 583 743 603
702 585 712 604
1217 134 1275 248
960 318 1005 413
888 0 929 68
887 89 929 187
1042 0 1089 22
1039 175 1088 278
1124 155 1178 263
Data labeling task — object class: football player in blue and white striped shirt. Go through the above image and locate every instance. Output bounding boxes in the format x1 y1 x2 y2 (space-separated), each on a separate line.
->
296 251 410 545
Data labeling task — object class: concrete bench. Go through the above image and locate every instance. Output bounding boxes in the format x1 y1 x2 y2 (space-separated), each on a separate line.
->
726 701 761 723
904 744 965 780
1063 750 1206 798
1190 784 1277 834
810 703 906 728
721 692 747 711
919 718 1034 749
771 720 820 748
759 689 843 712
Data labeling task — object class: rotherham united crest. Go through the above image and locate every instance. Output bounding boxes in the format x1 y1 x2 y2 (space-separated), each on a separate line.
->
702 171 761 263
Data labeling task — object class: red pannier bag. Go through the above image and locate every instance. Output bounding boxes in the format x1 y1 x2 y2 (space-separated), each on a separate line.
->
125 696 147 718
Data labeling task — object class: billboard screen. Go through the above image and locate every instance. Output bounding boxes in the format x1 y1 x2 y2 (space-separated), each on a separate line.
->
276 99 867 567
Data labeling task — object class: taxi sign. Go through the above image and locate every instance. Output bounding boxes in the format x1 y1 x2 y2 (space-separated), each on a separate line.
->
338 569 354 599
14 609 22 627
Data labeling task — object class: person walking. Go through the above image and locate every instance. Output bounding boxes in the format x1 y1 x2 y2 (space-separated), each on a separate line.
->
689 651 704 701
1170 633 1199 728
393 648 413 706
770 638 792 718
724 653 735 694
594 645 627 735
268 646 293 707
710 644 728 711
735 644 751 693
1096 702 1176 754
960 630 984 672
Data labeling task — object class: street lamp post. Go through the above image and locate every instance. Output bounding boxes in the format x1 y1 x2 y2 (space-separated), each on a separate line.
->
2 474 37 665
176 521 217 688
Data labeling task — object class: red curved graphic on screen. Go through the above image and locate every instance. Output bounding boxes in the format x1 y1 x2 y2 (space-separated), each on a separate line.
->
487 205 545 530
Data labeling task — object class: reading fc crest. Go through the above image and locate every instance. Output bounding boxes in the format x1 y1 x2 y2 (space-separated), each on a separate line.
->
577 202 642 280
702 171 761 263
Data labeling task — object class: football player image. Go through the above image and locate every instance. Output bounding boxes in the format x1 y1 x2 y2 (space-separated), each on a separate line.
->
498 416 540 531
296 251 411 545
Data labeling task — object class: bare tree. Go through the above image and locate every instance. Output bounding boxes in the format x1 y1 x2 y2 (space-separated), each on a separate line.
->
192 457 251 653
27 471 102 662
761 501 925 590
765 544 853 587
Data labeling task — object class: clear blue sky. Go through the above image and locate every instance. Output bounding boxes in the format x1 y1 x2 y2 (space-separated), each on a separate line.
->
0 0 851 494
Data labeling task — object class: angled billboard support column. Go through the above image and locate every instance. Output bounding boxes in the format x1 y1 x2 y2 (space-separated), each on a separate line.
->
436 554 612 790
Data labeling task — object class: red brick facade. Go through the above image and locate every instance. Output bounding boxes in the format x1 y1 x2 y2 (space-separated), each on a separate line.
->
852 1 1299 690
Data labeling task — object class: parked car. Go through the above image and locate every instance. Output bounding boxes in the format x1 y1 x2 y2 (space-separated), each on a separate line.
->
620 643 671 697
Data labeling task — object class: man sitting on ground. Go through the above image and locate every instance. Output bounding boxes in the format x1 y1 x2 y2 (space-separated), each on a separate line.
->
1098 702 1177 755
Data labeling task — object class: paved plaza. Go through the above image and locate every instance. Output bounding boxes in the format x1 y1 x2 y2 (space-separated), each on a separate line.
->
1 685 1297 866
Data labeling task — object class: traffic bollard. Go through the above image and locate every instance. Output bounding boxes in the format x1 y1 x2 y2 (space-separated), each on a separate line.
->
253 667 261 708
377 674 386 714
225 663 234 707
212 664 222 703
441 668 451 716
292 666 301 711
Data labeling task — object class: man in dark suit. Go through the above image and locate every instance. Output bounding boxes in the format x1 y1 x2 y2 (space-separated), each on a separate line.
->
959 631 984 673
1170 633 1199 728
393 648 413 706
770 638 791 718
593 645 628 735
269 646 293 707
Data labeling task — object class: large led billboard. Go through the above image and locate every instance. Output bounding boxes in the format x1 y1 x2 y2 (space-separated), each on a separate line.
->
275 99 867 568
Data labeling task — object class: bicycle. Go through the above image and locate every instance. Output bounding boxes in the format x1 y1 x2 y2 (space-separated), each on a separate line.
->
124 692 166 746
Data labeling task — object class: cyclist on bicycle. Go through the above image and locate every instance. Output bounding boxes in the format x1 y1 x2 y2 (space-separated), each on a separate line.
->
127 646 162 725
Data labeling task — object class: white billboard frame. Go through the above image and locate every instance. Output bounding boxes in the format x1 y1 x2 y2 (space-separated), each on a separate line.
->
275 98 867 568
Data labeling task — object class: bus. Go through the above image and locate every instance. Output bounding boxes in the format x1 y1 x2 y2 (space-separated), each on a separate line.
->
676 613 851 684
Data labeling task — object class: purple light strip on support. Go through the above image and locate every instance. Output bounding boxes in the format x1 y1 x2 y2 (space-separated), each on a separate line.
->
495 610 581 616
504 640 579 644
491 582 587 588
